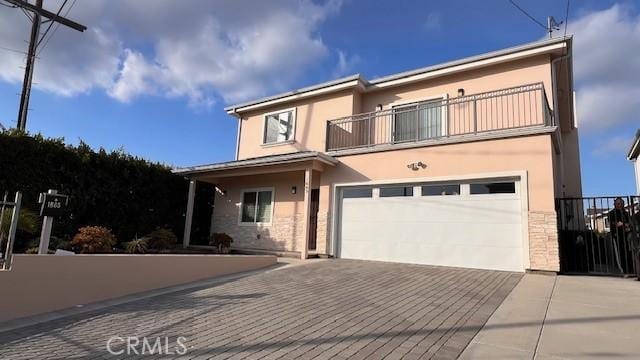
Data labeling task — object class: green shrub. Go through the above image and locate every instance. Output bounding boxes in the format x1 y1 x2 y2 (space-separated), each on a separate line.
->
49 236 72 251
25 246 39 254
145 228 178 250
210 233 233 253
0 207 38 235
71 226 117 253
0 131 216 246
125 237 148 254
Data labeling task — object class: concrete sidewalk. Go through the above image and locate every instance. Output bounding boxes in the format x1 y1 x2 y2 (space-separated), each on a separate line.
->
460 274 640 359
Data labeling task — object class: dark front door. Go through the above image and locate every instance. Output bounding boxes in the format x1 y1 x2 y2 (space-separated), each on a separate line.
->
308 189 320 250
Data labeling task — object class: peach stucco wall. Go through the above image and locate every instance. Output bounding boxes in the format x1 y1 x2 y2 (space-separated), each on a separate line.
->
237 89 356 160
235 54 553 160
319 134 556 213
362 55 552 113
0 254 276 323
211 134 555 256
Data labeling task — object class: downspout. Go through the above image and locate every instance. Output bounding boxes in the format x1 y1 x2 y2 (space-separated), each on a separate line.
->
550 53 571 129
550 43 572 198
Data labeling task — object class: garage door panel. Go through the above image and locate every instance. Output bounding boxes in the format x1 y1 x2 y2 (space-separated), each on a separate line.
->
339 180 524 272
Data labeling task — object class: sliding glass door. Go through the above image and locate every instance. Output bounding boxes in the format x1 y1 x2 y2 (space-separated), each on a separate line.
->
393 99 443 142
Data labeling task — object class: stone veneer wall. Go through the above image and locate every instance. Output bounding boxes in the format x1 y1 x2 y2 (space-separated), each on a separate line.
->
314 212 330 254
528 211 560 272
212 214 304 253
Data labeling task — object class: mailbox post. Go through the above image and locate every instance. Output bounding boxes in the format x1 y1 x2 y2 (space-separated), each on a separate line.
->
38 189 68 254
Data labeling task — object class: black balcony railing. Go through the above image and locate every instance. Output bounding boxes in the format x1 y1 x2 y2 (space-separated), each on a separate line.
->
326 83 553 152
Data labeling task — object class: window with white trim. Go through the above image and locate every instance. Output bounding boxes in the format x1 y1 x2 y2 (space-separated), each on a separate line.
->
264 109 295 144
241 189 273 223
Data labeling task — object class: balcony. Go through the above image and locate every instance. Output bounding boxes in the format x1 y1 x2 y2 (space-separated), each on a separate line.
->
326 83 553 152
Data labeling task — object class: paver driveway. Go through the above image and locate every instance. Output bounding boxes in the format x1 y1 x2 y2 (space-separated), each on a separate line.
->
0 260 521 359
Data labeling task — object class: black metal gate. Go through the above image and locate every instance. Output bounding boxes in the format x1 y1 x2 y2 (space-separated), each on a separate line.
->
556 196 640 276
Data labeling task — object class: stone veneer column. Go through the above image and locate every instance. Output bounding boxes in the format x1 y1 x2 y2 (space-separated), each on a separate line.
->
528 211 560 272
314 212 329 255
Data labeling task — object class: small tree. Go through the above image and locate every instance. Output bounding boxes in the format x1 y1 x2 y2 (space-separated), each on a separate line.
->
71 226 117 253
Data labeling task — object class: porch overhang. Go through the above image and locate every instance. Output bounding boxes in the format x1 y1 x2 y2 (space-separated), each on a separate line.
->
172 151 339 182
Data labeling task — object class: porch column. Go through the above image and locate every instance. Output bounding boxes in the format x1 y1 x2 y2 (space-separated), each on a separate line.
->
182 179 196 248
301 168 312 259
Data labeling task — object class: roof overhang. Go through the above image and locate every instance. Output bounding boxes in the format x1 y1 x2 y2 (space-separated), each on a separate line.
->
225 75 366 115
172 152 339 180
628 129 640 160
224 37 570 116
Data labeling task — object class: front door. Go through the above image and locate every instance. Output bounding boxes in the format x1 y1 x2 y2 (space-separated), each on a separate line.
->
308 189 320 250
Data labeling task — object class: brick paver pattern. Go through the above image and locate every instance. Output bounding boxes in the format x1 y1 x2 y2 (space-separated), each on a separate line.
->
0 260 521 359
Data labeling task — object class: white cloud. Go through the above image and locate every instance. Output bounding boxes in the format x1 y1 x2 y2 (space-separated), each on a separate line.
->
591 135 635 157
332 50 360 78
423 13 442 30
0 0 343 105
562 4 640 131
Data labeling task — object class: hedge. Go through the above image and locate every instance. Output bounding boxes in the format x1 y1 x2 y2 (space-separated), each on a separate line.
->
0 131 214 251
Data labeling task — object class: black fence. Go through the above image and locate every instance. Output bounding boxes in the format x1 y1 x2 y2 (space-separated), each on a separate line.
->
556 196 640 276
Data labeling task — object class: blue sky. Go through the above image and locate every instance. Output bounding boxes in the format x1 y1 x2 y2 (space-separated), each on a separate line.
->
0 0 638 196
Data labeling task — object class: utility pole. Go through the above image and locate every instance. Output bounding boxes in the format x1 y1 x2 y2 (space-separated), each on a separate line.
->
16 0 41 131
2 0 86 131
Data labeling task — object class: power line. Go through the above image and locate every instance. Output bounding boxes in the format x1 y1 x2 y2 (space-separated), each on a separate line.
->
3 0 86 131
563 0 571 37
36 0 69 48
508 0 547 30
0 45 28 55
37 0 77 56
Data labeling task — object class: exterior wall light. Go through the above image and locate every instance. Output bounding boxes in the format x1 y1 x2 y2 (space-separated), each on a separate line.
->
457 88 465 97
291 186 297 194
407 161 427 171
376 104 383 111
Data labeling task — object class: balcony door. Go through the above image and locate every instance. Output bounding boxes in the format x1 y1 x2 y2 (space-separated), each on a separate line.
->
393 99 443 142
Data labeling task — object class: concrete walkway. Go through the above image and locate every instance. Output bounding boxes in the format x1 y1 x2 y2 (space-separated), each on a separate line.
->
460 274 640 359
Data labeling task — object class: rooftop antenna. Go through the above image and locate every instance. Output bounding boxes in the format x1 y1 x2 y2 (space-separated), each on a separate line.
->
547 16 562 38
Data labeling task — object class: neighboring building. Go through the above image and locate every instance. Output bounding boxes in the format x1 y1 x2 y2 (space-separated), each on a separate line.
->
628 129 640 195
174 37 582 273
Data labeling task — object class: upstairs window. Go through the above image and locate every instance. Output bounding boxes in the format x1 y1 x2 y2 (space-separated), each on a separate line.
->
264 109 295 144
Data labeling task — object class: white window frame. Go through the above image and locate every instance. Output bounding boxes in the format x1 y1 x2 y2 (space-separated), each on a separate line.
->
389 94 448 142
238 187 275 226
262 107 297 146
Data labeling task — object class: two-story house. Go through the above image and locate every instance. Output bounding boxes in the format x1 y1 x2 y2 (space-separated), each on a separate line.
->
174 36 582 273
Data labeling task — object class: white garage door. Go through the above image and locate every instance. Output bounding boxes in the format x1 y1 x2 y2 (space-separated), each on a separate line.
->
338 179 524 271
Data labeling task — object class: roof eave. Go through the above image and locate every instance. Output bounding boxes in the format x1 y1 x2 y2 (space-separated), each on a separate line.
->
628 138 640 160
172 152 339 176
224 74 364 114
